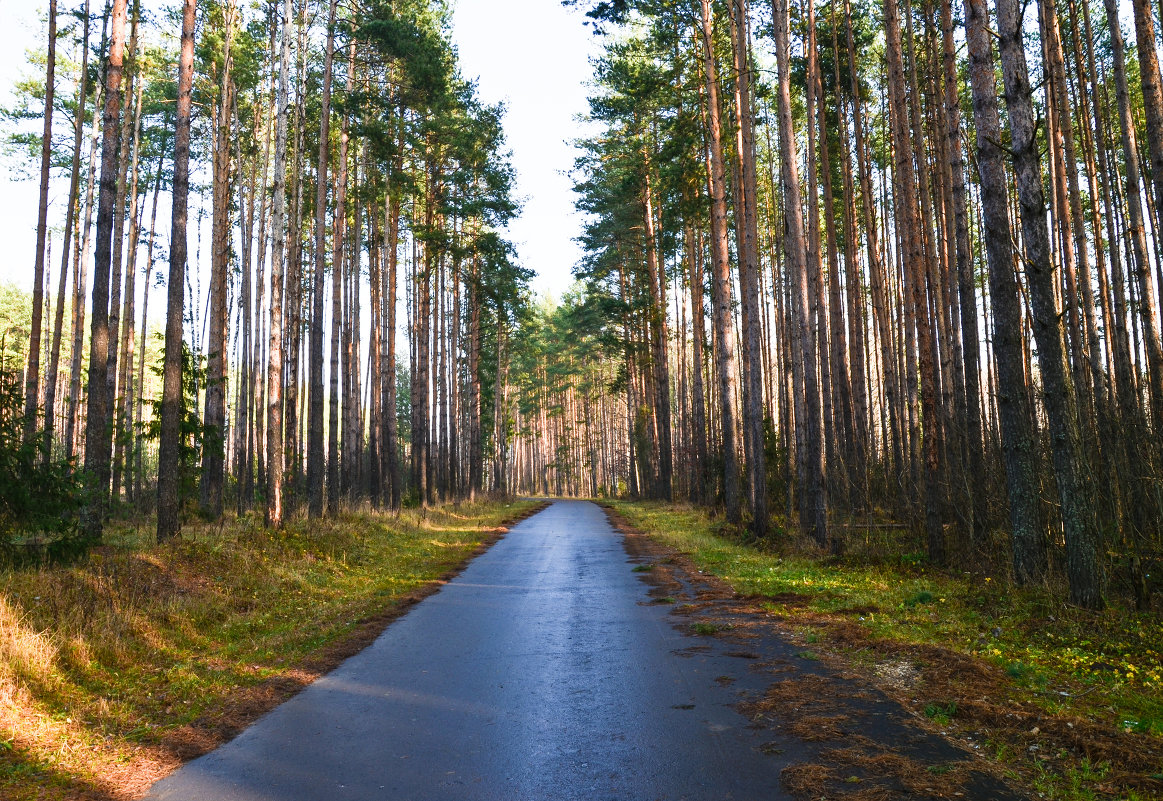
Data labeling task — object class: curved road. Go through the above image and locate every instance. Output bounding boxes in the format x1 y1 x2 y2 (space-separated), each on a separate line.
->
144 501 798 800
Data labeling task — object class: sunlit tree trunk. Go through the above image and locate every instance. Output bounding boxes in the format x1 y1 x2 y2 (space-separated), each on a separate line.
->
24 0 57 445
771 0 827 547
81 0 128 540
696 0 742 524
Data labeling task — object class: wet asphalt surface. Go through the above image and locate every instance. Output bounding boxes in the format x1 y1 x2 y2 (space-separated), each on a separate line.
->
143 500 1024 801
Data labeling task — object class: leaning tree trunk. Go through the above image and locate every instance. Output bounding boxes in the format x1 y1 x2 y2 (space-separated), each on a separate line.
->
1129 0 1163 425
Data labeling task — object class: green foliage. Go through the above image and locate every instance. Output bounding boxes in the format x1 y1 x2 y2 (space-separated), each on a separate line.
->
923 700 958 725
144 341 204 521
0 283 32 372
0 370 85 564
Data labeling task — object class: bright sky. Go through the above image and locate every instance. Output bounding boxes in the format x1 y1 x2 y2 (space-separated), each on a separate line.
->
0 0 601 302
0 0 49 292
450 0 600 299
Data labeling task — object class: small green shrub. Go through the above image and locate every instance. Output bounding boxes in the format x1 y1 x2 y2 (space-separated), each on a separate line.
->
0 369 85 564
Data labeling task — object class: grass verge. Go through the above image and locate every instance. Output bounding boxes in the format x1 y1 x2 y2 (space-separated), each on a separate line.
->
609 500 1163 801
0 498 543 801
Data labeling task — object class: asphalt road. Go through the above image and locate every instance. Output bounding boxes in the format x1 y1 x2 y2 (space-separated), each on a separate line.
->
143 500 805 800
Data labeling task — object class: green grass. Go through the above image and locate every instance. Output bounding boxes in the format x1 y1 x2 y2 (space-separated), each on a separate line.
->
610 501 1162 717
609 500 1163 799
0 499 539 801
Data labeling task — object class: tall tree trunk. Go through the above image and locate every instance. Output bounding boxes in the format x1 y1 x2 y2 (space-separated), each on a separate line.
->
67 83 101 461
24 0 57 444
44 0 89 460
265 0 293 529
80 0 128 540
201 2 234 520
112 78 143 502
696 0 742 524
772 0 827 547
729 0 768 534
383 132 402 509
883 0 944 562
964 0 1044 581
1129 0 1163 424
468 245 482 500
156 0 196 542
307 0 338 518
328 52 352 515
995 0 1104 607
686 220 709 504
941 0 984 544
641 158 673 500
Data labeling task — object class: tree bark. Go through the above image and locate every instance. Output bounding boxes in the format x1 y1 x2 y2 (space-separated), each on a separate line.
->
696 0 742 524
307 0 338 518
156 0 196 542
995 0 1104 607
80 0 128 540
24 0 57 445
964 0 1045 581
201 2 235 520
771 0 827 547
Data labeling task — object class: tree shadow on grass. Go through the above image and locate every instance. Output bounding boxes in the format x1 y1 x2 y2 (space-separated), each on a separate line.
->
0 745 122 801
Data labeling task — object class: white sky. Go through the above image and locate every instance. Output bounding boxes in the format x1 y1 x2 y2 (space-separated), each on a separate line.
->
450 0 600 299
0 0 600 303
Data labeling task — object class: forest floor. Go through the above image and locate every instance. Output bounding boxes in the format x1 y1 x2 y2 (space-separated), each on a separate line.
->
606 501 1163 801
0 498 545 801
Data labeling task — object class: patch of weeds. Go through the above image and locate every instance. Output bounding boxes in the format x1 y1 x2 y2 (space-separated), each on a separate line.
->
926 764 954 775
923 701 958 726
657 596 676 604
632 564 654 573
1004 660 1030 679
898 551 928 569
692 621 722 635
796 650 820 661
904 589 935 608
1122 717 1159 734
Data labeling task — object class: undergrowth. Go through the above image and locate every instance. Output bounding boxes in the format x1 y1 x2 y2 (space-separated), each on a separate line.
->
0 499 538 801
